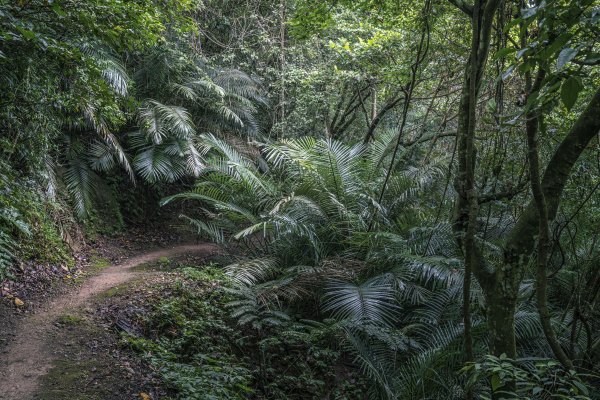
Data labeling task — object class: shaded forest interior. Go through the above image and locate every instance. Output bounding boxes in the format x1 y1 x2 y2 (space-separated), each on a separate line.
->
0 0 600 399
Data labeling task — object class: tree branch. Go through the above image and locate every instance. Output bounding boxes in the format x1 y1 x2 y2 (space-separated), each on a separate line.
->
447 0 474 16
363 93 405 144
505 86 600 264
477 181 528 204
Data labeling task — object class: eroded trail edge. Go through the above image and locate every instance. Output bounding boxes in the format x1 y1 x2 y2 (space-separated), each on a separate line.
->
0 243 218 400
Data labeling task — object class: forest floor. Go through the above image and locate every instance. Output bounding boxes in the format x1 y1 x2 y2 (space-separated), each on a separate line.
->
0 240 220 400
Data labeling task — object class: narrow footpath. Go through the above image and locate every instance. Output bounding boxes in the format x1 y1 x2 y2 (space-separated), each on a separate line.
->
0 243 218 400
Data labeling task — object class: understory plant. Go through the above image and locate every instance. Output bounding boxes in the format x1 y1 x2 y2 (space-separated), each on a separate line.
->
164 133 597 398
163 135 465 397
461 354 592 400
124 264 364 399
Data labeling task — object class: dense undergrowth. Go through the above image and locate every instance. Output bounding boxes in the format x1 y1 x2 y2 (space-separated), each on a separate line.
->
118 258 594 399
123 263 365 399
161 136 598 399
0 161 71 281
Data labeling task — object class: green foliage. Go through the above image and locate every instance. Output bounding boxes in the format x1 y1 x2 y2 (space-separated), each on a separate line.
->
0 0 267 271
164 135 479 398
1 0 600 398
0 0 200 262
462 355 594 399
499 0 599 112
124 264 365 399
129 45 265 188
0 161 70 276
0 166 30 278
124 266 253 399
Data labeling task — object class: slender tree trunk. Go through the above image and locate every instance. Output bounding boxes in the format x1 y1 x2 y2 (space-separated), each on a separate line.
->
370 86 377 122
493 86 600 367
525 69 573 368
450 0 502 361
485 288 518 358
278 0 286 136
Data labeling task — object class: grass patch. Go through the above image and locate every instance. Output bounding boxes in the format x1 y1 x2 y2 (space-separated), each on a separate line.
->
98 284 130 299
89 255 111 271
56 314 84 326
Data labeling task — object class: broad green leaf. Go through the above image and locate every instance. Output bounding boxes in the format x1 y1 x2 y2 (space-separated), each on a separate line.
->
583 53 600 64
537 33 571 60
486 98 497 113
491 374 502 391
517 58 535 73
573 380 589 395
592 9 599 24
501 65 515 81
493 47 517 61
560 76 583 111
557 48 578 69
521 6 538 18
516 48 529 60
52 3 67 16
16 27 36 40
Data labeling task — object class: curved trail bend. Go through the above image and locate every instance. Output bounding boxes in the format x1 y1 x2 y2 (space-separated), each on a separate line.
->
0 243 218 400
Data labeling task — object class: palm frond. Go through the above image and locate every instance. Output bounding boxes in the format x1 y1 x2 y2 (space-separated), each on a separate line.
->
138 100 195 144
322 275 400 326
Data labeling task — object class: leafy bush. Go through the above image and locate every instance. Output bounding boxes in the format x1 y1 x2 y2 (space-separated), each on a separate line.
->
461 354 594 399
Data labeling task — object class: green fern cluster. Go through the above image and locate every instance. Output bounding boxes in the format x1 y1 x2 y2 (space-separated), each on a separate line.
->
164 131 599 398
53 44 266 220
0 165 32 279
124 264 364 399
163 134 484 397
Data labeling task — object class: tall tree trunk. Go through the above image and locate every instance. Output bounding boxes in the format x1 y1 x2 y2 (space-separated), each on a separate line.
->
483 86 600 371
485 287 518 357
500 85 600 359
525 68 574 368
278 0 286 136
450 0 502 361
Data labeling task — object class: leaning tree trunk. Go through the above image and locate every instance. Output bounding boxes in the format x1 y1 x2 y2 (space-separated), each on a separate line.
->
451 0 600 365
482 86 600 363
501 85 600 354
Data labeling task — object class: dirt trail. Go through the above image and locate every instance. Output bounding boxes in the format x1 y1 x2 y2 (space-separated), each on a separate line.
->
0 243 218 400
